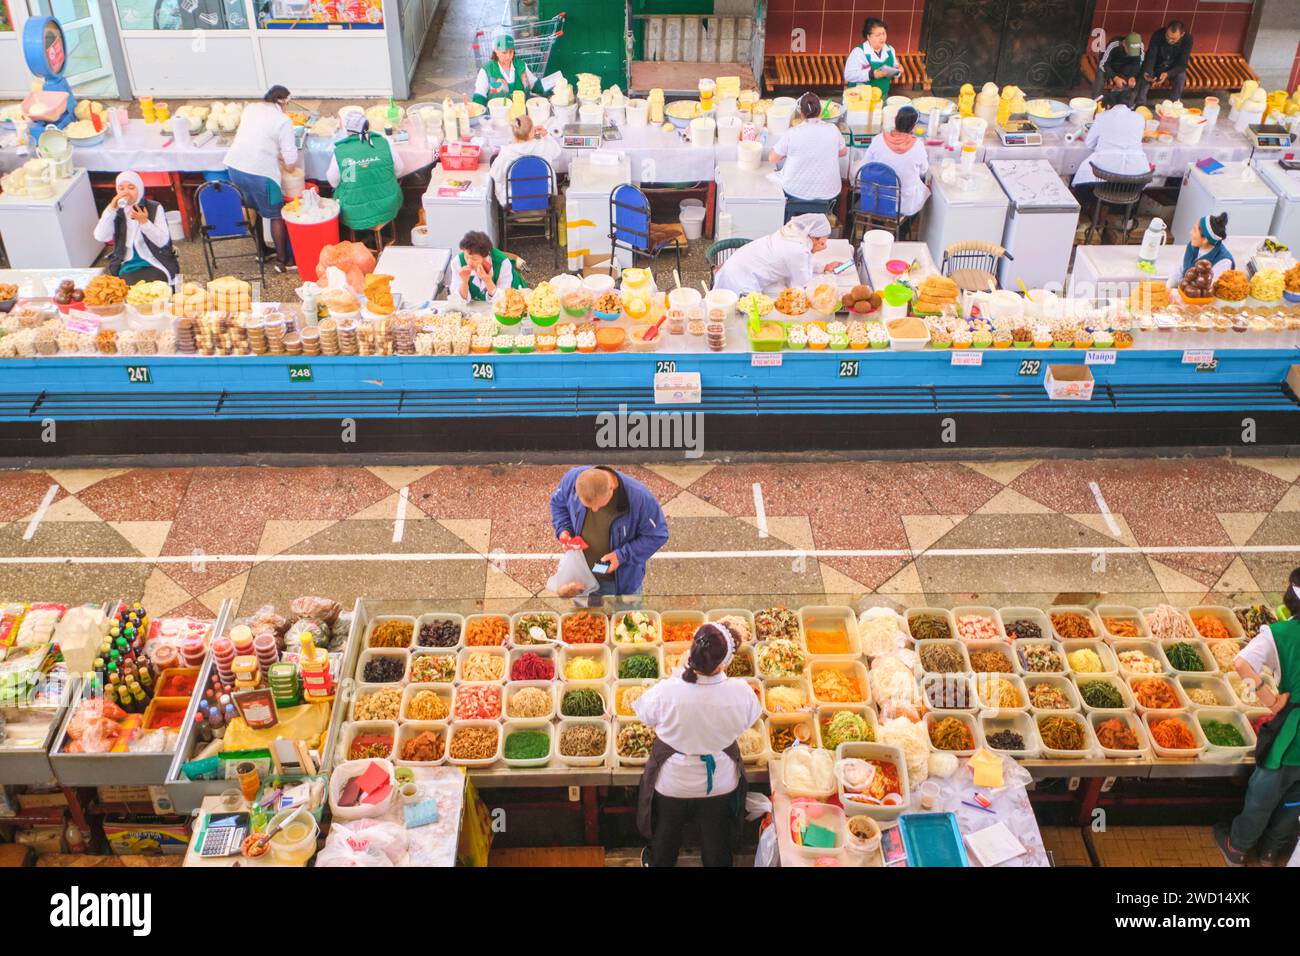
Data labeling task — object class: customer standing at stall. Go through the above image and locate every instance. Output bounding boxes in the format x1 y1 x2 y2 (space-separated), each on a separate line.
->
1092 33 1145 106
1136 20 1193 105
712 213 843 295
549 466 668 603
224 84 299 272
473 34 546 107
855 106 930 221
843 18 898 100
769 93 848 215
1216 569 1300 866
92 171 180 287
634 623 762 867
326 112 405 233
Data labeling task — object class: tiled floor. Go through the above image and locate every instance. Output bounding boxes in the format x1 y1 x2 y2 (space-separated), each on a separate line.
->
1 456 1295 619
1091 826 1236 868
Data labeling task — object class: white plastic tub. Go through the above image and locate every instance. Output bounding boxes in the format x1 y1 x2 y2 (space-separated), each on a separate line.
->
1048 606 1103 641
925 709 981 756
1176 673 1235 709
863 229 892 266
457 645 508 683
679 206 706 239
625 99 648 127
704 288 739 321
763 676 814 719
558 643 612 682
509 610 560 648
337 720 399 765
789 801 845 861
965 639 1017 674
1012 638 1069 676
556 717 610 767
400 682 453 722
561 610 610 645
979 712 1040 758
690 117 715 147
736 140 762 170
613 717 656 766
329 757 395 820
916 638 971 675
667 287 702 313
1161 637 1217 675
452 681 504 721
921 672 978 710
394 720 449 766
815 703 878 749
611 678 657 717
799 605 861 659
1187 605 1246 642
582 273 616 295
1060 639 1118 676
952 605 1008 643
1128 674 1191 714
767 712 816 754
1025 673 1082 713
1036 711 1096 759
975 673 1029 713
716 115 741 145
447 720 504 767
613 644 663 681
558 682 610 719
579 104 603 126
1195 707 1256 758
413 611 464 649
1114 639 1170 677
907 607 957 643
504 680 558 720
1095 604 1149 640
356 648 410 685
408 648 457 684
348 683 404 723
1074 673 1137 713
462 612 511 648
706 607 756 641
365 614 417 650
1143 710 1206 758
999 606 1053 644
808 660 871 706
1088 711 1151 759
836 741 910 820
501 719 554 768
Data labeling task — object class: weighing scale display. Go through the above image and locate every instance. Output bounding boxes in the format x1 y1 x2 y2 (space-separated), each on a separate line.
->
996 119 1041 147
561 124 603 149
1249 125 1295 150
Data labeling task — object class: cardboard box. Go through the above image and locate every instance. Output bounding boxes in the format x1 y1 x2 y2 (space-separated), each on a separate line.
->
1044 364 1095 401
101 815 191 856
96 785 153 805
16 791 67 811
581 253 616 278
1286 364 1300 400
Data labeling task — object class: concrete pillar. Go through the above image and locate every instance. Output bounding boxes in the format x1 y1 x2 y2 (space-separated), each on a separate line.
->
1244 0 1300 89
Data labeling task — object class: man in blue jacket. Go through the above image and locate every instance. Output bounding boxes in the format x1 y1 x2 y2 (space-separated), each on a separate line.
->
549 466 669 603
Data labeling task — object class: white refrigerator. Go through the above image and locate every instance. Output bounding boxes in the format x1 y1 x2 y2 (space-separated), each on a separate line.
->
989 159 1080 290
715 161 785 240
421 163 497 248
1254 160 1300 252
0 169 102 269
919 161 1010 271
565 152 633 272
1171 161 1279 243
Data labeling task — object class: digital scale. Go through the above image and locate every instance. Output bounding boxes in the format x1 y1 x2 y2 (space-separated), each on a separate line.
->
561 123 621 149
1248 124 1296 150
996 117 1042 148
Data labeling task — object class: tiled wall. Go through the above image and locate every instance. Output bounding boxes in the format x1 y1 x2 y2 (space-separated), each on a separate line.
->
763 0 1299 89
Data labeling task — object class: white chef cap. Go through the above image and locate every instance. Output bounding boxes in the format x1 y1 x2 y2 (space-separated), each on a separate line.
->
780 213 831 244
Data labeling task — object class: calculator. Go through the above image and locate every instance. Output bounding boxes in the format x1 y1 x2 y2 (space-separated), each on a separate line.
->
197 812 248 858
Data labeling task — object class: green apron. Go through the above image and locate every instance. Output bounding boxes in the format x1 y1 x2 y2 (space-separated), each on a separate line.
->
458 248 526 300
860 42 897 100
1261 619 1300 768
332 134 402 231
474 59 544 106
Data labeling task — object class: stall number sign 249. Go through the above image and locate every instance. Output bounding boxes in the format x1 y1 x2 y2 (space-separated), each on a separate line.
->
472 362 495 381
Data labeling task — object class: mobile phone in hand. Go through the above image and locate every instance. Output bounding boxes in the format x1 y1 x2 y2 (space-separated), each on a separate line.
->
832 260 855 274
591 561 611 575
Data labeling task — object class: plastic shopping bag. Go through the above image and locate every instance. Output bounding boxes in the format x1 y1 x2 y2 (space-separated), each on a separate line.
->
547 549 599 599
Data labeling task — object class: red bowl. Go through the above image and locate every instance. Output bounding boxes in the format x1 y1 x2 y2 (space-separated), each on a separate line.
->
885 259 909 276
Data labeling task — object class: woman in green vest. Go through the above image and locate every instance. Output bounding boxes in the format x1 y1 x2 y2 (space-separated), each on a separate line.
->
326 112 405 232
843 18 900 100
1216 568 1300 866
474 34 546 107
444 230 528 304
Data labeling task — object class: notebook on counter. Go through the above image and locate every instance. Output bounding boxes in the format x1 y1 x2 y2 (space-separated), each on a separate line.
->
1195 158 1225 174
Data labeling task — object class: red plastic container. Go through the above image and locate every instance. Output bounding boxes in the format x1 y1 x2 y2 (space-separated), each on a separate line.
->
439 143 482 171
285 208 341 282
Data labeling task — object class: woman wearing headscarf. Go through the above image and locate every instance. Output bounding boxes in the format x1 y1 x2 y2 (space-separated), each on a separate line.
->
769 92 848 211
473 34 546 107
1182 212 1235 277
224 84 300 272
326 112 406 232
92 171 180 286
856 105 931 219
633 622 762 867
487 115 564 206
712 213 843 294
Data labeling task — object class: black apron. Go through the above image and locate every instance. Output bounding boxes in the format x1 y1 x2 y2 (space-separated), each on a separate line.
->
637 736 748 840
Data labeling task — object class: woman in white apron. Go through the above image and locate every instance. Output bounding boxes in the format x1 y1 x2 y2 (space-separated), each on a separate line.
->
1071 102 1150 209
712 213 842 295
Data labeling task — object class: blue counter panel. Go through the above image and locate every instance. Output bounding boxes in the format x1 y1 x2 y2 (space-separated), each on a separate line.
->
1 348 1296 421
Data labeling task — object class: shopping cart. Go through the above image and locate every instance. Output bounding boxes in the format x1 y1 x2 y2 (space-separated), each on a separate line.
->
472 11 566 79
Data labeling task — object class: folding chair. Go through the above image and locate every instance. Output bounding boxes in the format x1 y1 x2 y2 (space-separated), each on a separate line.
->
500 155 559 269
609 183 684 275
941 240 1014 293
195 180 267 283
849 162 902 243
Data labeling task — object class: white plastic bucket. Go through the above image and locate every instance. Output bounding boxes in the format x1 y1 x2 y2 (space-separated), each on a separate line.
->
767 104 794 136
716 115 741 145
549 273 581 296
960 116 986 143
553 103 577 125
526 97 550 125
1022 288 1057 320
582 273 616 294
690 117 715 147
1068 97 1097 126
166 210 184 242
488 98 511 127
605 103 626 126
715 97 738 120
991 289 1026 321
704 288 738 319
1177 113 1206 144
579 104 604 126
625 99 649 127
737 140 762 170
410 225 438 248
667 287 702 311
679 206 706 240
863 229 892 266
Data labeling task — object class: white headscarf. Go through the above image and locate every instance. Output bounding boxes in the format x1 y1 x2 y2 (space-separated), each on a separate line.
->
115 171 145 200
343 110 373 145
778 213 831 247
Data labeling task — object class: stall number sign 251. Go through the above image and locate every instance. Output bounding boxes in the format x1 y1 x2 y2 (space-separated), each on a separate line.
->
838 360 860 378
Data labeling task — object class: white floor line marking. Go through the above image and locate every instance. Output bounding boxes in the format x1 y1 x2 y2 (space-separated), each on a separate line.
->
752 483 768 538
1089 481 1123 538
22 485 59 542
0 544 1295 566
393 486 409 544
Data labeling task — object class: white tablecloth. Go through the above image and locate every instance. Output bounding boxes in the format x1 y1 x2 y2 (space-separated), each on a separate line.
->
1068 235 1265 298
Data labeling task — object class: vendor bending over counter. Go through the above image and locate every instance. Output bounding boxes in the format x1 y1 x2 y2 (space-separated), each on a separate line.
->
712 214 844 295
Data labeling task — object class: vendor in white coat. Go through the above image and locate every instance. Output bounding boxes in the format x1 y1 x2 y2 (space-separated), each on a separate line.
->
769 93 848 207
92 171 181 287
855 106 930 219
712 213 844 295
223 85 299 272
633 622 762 867
1071 101 1150 206
488 116 564 206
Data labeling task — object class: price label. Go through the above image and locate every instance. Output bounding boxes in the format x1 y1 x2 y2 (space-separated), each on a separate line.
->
655 360 677 374
125 365 152 384
751 353 783 367
472 362 495 381
288 364 313 383
1017 359 1042 377
1182 349 1215 365
951 350 983 367
838 359 860 378
1085 350 1116 365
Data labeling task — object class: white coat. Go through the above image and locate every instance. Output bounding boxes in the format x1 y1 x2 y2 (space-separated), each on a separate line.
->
223 102 298 183
488 134 564 205
855 134 931 217
1072 105 1149 186
713 232 817 295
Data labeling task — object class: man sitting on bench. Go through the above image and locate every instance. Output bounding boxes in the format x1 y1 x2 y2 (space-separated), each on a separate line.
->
1092 33 1144 107
1136 20 1192 105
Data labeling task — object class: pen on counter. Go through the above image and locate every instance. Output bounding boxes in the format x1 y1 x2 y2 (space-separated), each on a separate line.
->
961 800 997 815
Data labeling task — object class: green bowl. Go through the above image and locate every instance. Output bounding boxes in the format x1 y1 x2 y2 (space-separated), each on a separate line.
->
557 343 577 353
930 341 951 349
494 344 514 354
495 313 523 326
1052 341 1071 349
1013 340 1031 348
785 337 806 350
870 341 888 349
563 304 590 319
516 343 535 354
530 312 560 328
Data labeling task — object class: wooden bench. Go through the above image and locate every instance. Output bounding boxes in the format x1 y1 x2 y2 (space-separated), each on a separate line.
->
1080 51 1257 93
763 52 932 96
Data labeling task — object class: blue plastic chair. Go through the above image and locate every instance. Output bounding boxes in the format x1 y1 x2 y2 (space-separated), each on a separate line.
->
501 155 558 268
195 180 266 282
850 161 902 243
609 183 683 274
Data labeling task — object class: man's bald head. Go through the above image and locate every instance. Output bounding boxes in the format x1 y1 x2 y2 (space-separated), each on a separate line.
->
576 467 616 510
